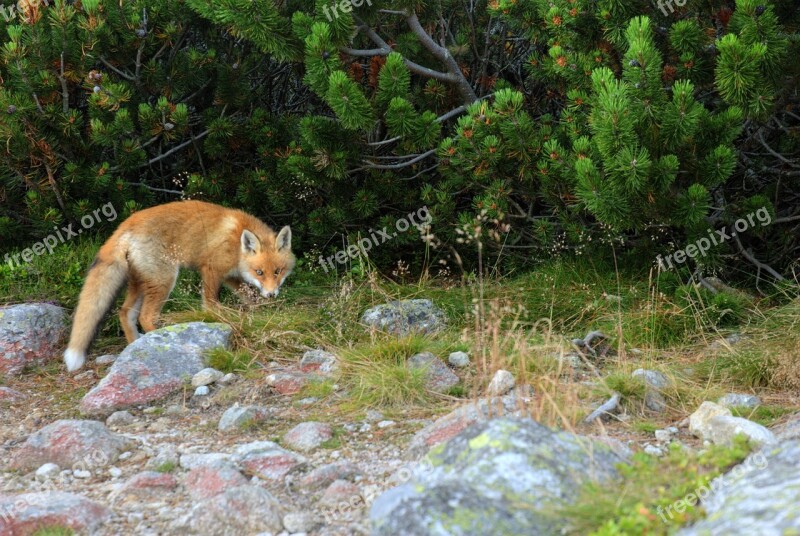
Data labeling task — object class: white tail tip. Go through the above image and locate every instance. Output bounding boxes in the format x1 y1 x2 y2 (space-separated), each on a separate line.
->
64 349 86 372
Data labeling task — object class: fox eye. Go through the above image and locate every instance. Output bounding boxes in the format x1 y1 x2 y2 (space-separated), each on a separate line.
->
255 269 264 276
274 268 283 276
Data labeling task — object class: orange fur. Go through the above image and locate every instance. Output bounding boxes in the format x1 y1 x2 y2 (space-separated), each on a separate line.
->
63 200 295 372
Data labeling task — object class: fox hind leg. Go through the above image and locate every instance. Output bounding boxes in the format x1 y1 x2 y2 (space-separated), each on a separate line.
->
119 280 144 343
138 268 178 333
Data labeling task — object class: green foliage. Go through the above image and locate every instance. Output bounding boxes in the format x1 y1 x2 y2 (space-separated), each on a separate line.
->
562 436 754 535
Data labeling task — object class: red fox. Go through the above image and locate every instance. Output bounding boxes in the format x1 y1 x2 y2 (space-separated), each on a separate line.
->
63 200 295 372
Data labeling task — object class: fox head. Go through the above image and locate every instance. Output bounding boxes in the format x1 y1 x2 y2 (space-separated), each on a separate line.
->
239 226 295 298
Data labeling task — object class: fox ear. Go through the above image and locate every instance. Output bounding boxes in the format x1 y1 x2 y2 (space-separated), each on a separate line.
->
276 226 292 251
241 230 261 254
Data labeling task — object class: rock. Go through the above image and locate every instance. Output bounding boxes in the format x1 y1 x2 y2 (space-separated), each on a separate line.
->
192 367 225 387
407 352 459 393
632 368 670 389
73 369 96 381
447 351 470 368
95 353 117 365
320 479 362 507
655 429 673 443
193 385 210 397
644 444 664 457
218 405 271 432
106 410 135 427
406 396 529 459
181 486 283 535
709 332 744 350
108 467 123 478
717 393 761 408
10 419 136 472
145 444 179 472
283 512 319 533
73 469 91 479
361 299 446 337
300 349 339 375
219 372 238 384
179 452 233 470
704 416 776 447
79 322 231 415
775 412 800 441
113 471 178 504
296 461 362 491
689 401 733 438
644 390 667 413
364 409 384 422
378 420 396 428
678 439 800 535
265 371 308 395
236 441 307 480
486 369 515 396
0 386 27 405
184 465 249 501
34 462 60 481
0 303 67 376
0 491 111 533
371 417 624 535
283 421 333 452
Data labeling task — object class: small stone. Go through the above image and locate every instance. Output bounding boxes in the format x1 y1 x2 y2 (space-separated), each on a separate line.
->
654 429 673 443
407 352 459 393
218 405 271 432
283 422 333 452
74 369 96 381
447 351 470 368
192 368 224 387
219 373 238 384
632 368 670 389
106 410 135 427
364 409 384 422
644 390 667 413
300 349 339 375
320 479 362 507
95 354 117 365
486 370 515 396
194 385 210 397
119 451 133 461
644 444 664 457
266 371 308 395
74 469 92 479
377 420 396 429
296 462 361 491
35 463 60 481
283 512 318 533
109 467 123 478
184 465 248 501
165 404 184 416
717 393 761 408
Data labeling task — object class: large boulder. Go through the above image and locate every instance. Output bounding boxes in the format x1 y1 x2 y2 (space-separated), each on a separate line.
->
180 485 283 535
0 303 67 376
407 352 459 393
678 439 800 535
371 417 625 535
0 492 111 534
10 419 136 472
361 299 446 336
79 322 231 415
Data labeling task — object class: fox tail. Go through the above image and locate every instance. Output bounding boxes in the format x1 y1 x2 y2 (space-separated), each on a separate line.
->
63 255 127 372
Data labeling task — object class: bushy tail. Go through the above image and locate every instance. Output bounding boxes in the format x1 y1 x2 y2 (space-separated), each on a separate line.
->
64 256 127 372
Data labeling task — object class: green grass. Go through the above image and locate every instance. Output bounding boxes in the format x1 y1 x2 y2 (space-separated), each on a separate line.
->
155 461 177 473
32 528 75 536
729 405 795 427
206 348 259 374
561 436 754 535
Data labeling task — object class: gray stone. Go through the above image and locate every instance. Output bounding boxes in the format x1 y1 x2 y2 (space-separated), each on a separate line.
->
35 462 60 481
283 512 318 533
192 367 225 387
689 401 733 438
361 299 446 336
447 351 470 368
194 385 210 397
632 368 670 389
182 486 283 535
717 393 761 408
10 419 136 472
704 416 776 447
408 352 459 393
80 322 231 415
678 439 800 535
486 369 515 396
371 417 625 535
0 303 67 376
300 349 339 375
283 421 333 452
0 491 111 533
218 405 271 432
106 410 135 427
644 390 667 413
95 353 117 365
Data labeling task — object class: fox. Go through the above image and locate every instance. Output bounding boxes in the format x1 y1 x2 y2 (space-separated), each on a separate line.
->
63 200 295 372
